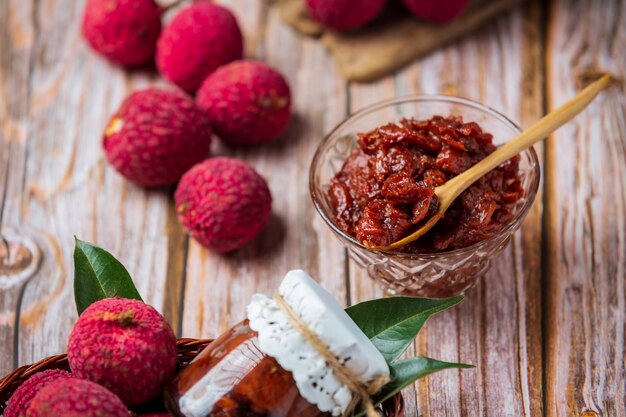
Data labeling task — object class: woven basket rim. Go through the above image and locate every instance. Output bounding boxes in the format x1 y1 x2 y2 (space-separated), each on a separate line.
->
0 338 404 417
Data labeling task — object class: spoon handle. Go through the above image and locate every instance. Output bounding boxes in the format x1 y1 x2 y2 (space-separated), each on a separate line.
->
439 74 614 202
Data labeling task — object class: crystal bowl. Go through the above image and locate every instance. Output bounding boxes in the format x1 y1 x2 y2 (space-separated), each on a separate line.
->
309 95 540 298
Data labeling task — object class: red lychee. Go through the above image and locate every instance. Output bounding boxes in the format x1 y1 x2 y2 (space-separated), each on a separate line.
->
26 377 128 417
67 298 178 406
402 0 469 23
156 2 244 93
103 88 213 187
196 60 292 146
305 0 387 31
175 157 272 253
81 0 162 67
5 369 72 417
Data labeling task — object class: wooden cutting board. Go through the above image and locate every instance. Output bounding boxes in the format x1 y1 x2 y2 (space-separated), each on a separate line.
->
277 0 525 82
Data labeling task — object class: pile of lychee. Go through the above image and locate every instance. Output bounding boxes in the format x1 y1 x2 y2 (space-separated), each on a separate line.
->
83 0 287 253
4 298 177 417
305 0 470 31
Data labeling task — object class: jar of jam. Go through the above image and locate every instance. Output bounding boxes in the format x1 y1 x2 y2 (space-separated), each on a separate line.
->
165 270 390 417
166 320 326 417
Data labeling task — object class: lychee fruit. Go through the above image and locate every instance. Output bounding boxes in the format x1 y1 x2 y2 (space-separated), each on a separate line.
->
305 0 387 31
196 60 292 146
81 0 162 67
4 369 73 417
141 414 172 417
26 377 128 417
402 0 469 23
156 2 244 93
103 88 213 187
67 298 178 406
175 157 272 253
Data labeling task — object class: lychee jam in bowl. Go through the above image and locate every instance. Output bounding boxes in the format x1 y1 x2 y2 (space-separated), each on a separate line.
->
309 96 540 298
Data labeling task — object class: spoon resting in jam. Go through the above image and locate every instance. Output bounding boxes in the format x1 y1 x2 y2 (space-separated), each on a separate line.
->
366 74 614 250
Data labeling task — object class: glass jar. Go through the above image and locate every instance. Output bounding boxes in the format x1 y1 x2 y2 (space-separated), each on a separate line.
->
309 95 541 298
166 270 390 417
165 320 329 417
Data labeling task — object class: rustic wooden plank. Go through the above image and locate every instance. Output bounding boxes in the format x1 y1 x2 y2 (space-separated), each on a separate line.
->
0 289 19 375
0 0 37 375
2 2 622 417
347 3 544 416
515 2 545 415
14 0 186 366
180 1 349 340
544 0 626 416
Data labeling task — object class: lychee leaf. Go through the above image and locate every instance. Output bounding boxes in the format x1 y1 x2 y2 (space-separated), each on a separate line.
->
352 357 473 417
345 295 463 362
74 238 142 315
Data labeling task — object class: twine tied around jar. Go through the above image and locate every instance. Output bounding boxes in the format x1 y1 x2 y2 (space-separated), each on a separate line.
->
275 292 390 417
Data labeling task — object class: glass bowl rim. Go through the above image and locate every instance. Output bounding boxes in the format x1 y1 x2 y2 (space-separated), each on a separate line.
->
309 94 541 259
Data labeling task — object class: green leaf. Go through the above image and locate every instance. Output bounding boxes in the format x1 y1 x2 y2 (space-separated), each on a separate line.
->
73 238 142 315
346 296 463 362
353 357 473 417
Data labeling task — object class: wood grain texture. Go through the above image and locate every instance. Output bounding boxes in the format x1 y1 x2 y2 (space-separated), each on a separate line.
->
544 0 626 416
0 0 37 375
0 1 624 416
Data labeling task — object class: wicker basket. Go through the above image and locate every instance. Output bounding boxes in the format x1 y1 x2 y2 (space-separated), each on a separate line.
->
0 338 404 417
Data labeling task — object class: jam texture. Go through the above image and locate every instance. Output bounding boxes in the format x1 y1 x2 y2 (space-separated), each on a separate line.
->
166 321 328 417
328 116 523 252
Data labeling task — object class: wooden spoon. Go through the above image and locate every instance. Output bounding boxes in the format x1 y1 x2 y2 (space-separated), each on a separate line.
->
366 74 614 251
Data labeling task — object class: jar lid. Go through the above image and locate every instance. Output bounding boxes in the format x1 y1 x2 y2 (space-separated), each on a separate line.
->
246 270 390 416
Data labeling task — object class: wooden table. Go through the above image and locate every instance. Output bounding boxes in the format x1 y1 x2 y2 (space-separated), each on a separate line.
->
1 0 624 415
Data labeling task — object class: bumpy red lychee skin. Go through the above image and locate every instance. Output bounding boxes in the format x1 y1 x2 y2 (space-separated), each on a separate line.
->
82 0 162 67
5 369 73 417
402 0 469 23
305 0 387 30
67 298 178 406
156 2 244 93
196 60 292 146
103 88 213 187
175 158 272 253
26 377 128 417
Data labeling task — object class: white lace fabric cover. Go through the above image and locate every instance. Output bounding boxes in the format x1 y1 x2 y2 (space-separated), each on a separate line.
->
246 270 390 416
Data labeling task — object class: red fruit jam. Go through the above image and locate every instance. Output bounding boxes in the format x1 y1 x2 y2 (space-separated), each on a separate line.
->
165 321 328 417
328 116 523 252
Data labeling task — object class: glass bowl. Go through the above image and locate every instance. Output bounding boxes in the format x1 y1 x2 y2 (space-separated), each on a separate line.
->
309 95 540 298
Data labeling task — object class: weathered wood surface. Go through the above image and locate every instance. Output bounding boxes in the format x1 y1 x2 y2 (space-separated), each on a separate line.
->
0 1 624 416
544 1 626 416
